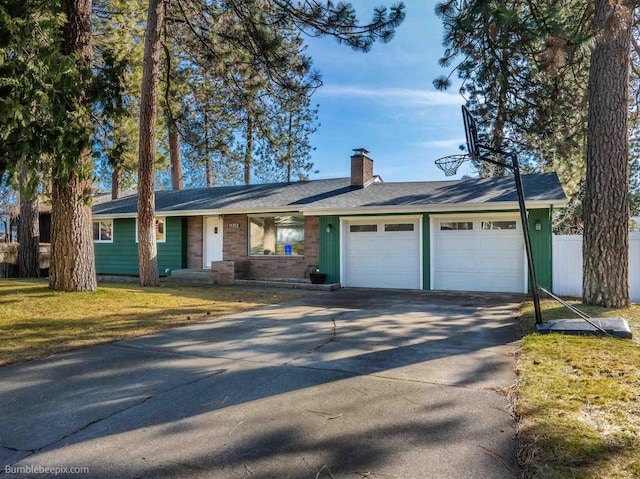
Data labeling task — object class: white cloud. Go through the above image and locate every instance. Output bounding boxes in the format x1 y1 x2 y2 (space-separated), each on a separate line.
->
414 138 467 150
318 84 462 107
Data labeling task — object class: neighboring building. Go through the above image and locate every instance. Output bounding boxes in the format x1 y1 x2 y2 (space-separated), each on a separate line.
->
92 149 567 293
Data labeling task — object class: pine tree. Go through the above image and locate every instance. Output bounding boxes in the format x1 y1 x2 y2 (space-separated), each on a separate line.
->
135 0 405 286
0 0 96 290
0 2 52 277
49 0 97 292
435 0 634 306
137 0 164 287
582 0 632 307
93 0 145 200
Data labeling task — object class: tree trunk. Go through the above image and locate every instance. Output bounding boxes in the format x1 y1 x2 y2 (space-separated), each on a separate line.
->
169 126 183 190
162 13 182 192
286 111 293 182
204 107 212 187
137 0 164 287
111 166 122 200
583 0 632 307
18 160 40 278
49 0 96 292
111 91 124 200
50 171 96 290
244 106 253 186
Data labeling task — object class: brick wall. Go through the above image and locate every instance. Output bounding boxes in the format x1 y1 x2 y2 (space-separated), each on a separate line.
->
186 216 203 269
223 214 249 262
351 152 374 187
211 260 234 284
221 214 320 280
211 260 250 284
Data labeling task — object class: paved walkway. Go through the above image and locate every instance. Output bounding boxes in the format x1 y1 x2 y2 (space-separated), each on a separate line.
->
0 289 522 478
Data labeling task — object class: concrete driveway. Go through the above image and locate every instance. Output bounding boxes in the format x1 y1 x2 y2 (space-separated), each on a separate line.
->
0 289 522 478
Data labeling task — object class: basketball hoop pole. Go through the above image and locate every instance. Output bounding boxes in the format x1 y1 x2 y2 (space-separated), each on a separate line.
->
461 105 542 324
469 149 543 326
512 154 543 326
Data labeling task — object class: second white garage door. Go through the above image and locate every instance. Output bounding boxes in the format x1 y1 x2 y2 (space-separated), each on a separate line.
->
342 217 421 289
432 214 525 293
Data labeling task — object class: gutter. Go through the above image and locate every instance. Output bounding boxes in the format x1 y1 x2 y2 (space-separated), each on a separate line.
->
300 201 567 217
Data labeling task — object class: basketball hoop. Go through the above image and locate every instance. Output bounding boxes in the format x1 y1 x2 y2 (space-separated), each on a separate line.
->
434 154 469 177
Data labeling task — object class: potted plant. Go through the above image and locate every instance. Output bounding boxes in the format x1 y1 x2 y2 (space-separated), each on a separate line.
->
309 268 327 284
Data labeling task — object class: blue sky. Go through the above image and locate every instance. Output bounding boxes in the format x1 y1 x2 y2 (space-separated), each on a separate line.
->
302 2 475 182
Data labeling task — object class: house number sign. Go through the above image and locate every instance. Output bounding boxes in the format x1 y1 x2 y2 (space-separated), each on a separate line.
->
228 223 240 229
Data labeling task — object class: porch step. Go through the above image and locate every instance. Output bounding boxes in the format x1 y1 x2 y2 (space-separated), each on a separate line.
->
164 269 214 285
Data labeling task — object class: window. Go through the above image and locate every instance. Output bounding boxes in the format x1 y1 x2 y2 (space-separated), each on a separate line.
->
385 223 414 232
482 221 517 230
349 224 377 233
135 218 166 243
249 215 304 256
155 218 166 241
93 220 113 243
440 221 473 231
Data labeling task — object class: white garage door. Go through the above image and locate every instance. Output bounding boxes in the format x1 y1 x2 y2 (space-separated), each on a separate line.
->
432 215 525 293
343 217 421 289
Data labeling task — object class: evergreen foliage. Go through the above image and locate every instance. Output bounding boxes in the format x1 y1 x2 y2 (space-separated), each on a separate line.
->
434 0 640 234
93 0 145 198
434 0 637 306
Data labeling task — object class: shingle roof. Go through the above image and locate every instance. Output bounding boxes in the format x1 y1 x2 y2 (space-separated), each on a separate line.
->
92 178 354 216
305 172 567 210
92 172 566 216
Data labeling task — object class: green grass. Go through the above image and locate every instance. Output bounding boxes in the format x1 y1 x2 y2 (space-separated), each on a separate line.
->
517 300 640 478
0 279 299 366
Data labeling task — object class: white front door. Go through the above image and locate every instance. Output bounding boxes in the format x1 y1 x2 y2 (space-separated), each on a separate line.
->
203 216 223 268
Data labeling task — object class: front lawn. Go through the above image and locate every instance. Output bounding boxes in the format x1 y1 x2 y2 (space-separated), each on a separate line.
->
0 279 298 366
517 300 640 478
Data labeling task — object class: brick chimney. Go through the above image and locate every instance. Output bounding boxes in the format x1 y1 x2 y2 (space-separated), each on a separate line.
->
350 148 374 187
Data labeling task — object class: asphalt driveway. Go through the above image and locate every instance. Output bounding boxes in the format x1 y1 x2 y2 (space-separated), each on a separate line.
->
0 289 522 478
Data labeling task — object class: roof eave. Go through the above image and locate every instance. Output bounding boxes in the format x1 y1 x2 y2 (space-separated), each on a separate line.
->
301 199 568 216
92 205 309 219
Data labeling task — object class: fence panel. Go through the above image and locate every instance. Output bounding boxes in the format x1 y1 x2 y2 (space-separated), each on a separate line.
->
553 234 640 302
552 235 583 298
630 234 640 302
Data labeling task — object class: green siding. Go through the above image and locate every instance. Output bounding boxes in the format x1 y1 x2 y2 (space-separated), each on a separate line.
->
94 217 186 275
318 216 341 283
528 208 553 291
422 213 430 290
94 219 138 275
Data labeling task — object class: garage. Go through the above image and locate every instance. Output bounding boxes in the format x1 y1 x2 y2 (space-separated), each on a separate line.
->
342 216 422 289
431 214 525 293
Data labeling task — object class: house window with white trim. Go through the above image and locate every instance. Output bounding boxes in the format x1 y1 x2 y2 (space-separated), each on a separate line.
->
135 217 166 243
440 221 473 231
93 220 113 243
249 215 304 256
481 221 517 230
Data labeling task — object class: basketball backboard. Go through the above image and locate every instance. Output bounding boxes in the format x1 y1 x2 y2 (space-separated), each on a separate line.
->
461 105 480 159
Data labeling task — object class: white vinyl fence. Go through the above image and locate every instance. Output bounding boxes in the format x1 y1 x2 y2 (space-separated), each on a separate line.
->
553 234 640 302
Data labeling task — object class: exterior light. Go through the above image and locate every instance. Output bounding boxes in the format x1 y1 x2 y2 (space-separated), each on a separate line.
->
535 219 542 231
325 224 332 234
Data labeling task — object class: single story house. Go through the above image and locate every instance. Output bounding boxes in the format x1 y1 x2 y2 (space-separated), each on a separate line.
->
92 149 567 293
